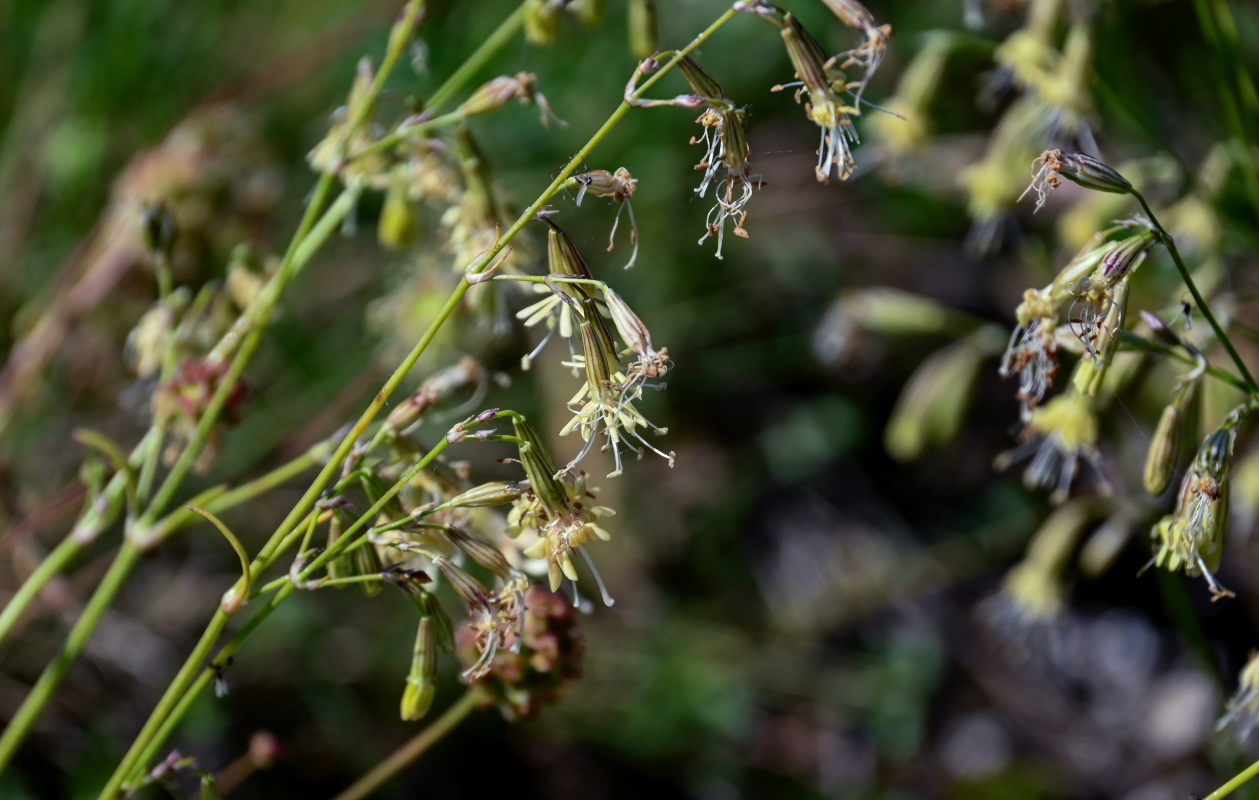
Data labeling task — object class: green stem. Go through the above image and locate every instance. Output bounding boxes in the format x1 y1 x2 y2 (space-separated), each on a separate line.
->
345 110 466 165
113 438 451 793
1118 333 1251 394
1205 755 1259 799
0 425 161 649
0 534 81 649
139 445 326 547
332 691 481 800
425 2 528 112
1132 190 1259 397
0 544 142 774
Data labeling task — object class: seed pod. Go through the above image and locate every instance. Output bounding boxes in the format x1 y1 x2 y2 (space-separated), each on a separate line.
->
378 183 418 250
627 0 657 59
400 617 438 721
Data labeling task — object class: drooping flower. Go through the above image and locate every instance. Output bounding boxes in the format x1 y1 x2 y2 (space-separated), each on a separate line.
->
1149 417 1243 601
776 13 861 183
677 57 760 259
507 416 618 603
996 390 1109 503
1219 651 1259 741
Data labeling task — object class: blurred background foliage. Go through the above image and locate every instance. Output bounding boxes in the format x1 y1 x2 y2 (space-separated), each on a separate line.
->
3 0 1259 797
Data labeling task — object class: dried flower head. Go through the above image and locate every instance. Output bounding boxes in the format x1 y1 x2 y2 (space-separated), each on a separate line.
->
458 586 585 720
999 288 1060 420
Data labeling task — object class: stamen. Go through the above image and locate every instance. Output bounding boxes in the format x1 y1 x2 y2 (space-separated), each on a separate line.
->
577 545 616 607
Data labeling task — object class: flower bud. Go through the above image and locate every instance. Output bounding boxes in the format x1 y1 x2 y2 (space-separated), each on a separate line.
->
142 202 177 259
461 74 535 117
378 183 418 250
400 617 438 721
1144 387 1190 495
1055 152 1133 195
820 0 876 30
435 556 491 609
447 481 528 509
513 416 567 516
678 56 724 100
1099 230 1156 285
569 0 603 26
627 0 658 59
446 527 514 578
352 539 383 596
884 337 988 461
524 0 560 45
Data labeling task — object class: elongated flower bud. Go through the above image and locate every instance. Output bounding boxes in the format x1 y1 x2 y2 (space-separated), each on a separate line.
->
400 617 437 720
627 0 657 59
678 56 725 100
461 73 539 117
1145 386 1191 495
378 183 418 250
524 0 560 44
447 481 528 509
1022 150 1134 212
446 527 514 578
513 415 568 516
1099 230 1156 286
435 556 492 609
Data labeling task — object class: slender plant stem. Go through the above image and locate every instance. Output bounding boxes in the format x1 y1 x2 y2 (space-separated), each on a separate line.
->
1117 333 1251 394
140 445 326 546
0 544 142 773
112 437 452 794
0 426 158 649
0 534 80 649
0 183 362 779
425 2 528 112
332 690 481 800
101 6 740 794
1205 757 1259 800
1132 190 1259 397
